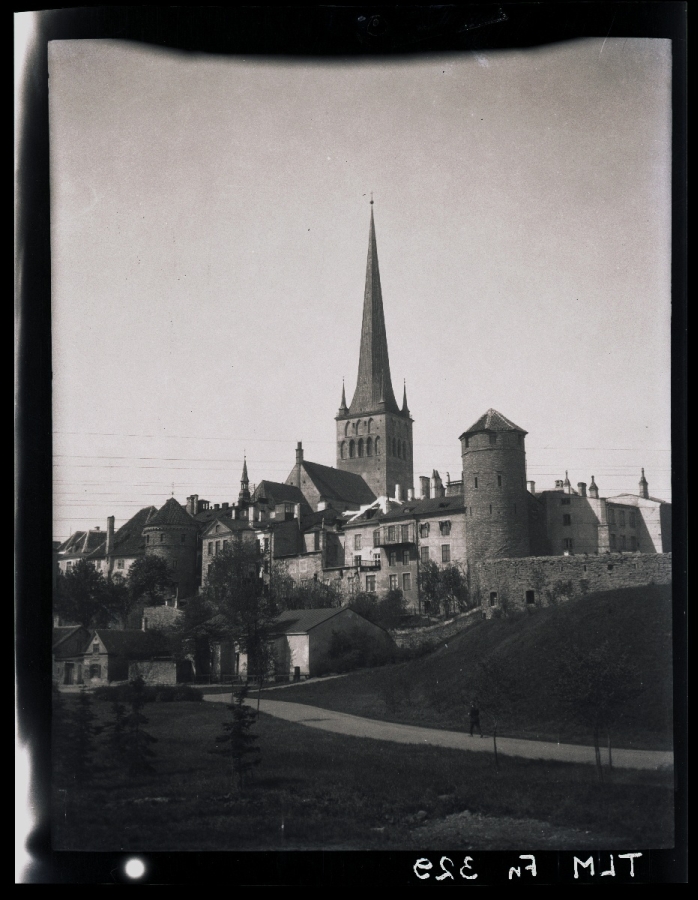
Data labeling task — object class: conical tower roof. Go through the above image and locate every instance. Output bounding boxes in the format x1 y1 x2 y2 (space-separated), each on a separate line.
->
146 497 196 527
348 205 400 415
460 408 527 438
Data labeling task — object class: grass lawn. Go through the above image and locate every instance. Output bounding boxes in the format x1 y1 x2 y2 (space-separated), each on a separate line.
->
260 585 674 750
52 697 674 851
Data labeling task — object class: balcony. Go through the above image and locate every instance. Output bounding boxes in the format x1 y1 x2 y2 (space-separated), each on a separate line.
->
377 524 416 546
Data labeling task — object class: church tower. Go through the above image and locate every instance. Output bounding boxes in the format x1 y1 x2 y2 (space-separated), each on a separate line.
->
336 202 413 498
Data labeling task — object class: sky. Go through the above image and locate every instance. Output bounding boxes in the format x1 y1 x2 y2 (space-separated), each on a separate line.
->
49 38 672 539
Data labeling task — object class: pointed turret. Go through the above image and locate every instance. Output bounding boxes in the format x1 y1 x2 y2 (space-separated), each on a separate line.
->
348 204 399 415
338 380 348 416
589 476 599 499
239 457 250 501
563 470 571 494
401 379 410 416
639 468 649 499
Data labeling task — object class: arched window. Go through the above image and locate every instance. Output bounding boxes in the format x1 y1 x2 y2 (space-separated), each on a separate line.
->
340 441 346 459
344 421 350 437
366 437 373 456
403 441 407 459
349 440 355 458
397 441 402 459
353 421 358 434
374 436 380 455
392 437 397 457
367 418 373 433
358 438 364 457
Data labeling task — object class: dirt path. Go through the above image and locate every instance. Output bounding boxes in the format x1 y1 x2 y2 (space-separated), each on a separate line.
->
203 694 673 771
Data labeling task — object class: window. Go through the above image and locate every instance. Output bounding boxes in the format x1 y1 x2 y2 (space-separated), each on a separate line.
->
403 550 410 566
358 438 364 457
181 533 186 543
215 541 221 554
525 590 535 605
208 542 213 555
373 529 380 547
497 475 502 487
375 437 380 455
464 436 470 448
403 573 412 592
215 524 219 533
489 433 497 445
397 441 402 459
389 574 398 591
489 591 498 607
619 510 626 527
401 524 410 542
608 509 615 525
366 437 373 456
419 523 430 538
160 533 165 542
89 664 101 679
474 477 478 489
630 536 637 551
367 418 373 433
354 534 362 551
630 512 636 528
353 554 361 567
117 559 124 569
373 552 381 566
442 544 451 563
349 440 355 458
340 441 346 459
562 514 571 526
610 534 617 550
619 535 626 550
92 643 99 654
561 498 571 505
489 504 492 514
387 525 396 542
146 534 150 544
420 546 430 564
389 551 397 566
366 575 376 592
563 538 573 551
439 521 451 536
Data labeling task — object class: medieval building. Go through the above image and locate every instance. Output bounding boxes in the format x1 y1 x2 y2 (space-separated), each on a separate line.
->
56 204 672 615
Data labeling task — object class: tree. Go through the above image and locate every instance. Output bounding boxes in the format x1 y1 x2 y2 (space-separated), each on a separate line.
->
118 676 158 777
547 633 644 781
54 559 129 629
53 684 104 786
376 589 408 628
214 682 261 792
470 658 525 769
127 554 174 607
347 591 380 624
272 570 342 610
418 560 470 617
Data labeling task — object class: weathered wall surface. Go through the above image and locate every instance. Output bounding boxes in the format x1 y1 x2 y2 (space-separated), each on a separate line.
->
389 607 481 649
128 659 178 685
471 552 672 616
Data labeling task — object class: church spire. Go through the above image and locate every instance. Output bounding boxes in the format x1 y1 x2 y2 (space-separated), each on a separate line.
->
239 456 250 501
338 379 348 415
401 379 410 416
348 203 400 415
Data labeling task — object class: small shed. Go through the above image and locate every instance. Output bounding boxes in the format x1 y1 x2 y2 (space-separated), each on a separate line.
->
268 607 393 680
83 629 177 685
52 625 91 685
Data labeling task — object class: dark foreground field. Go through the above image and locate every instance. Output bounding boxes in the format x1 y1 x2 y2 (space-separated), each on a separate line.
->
53 698 674 851
262 585 674 750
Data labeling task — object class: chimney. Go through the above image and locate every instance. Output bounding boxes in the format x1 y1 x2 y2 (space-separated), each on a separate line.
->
222 502 229 509
214 503 220 510
526 480 536 494
106 516 115 555
395 484 403 501
419 476 430 500
407 487 415 501
186 494 199 516
589 476 599 499
555 480 564 490
577 482 587 498
563 471 572 494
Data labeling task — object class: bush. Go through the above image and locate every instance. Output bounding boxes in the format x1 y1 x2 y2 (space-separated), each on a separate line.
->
313 628 397 675
94 683 203 703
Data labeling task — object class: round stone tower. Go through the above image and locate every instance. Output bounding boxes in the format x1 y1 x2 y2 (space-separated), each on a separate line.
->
142 497 200 602
459 409 531 562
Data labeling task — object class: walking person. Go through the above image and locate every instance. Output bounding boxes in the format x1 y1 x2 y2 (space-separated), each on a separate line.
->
469 700 482 737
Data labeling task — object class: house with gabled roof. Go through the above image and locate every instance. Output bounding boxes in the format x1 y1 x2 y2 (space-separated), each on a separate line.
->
52 624 91 684
285 442 376 513
83 628 178 685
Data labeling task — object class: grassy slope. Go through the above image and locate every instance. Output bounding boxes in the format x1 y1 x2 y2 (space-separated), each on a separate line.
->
262 585 674 749
53 698 674 851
